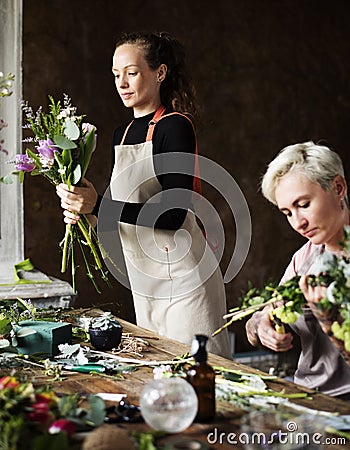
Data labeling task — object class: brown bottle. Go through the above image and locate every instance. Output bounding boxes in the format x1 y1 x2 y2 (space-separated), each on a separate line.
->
186 334 215 422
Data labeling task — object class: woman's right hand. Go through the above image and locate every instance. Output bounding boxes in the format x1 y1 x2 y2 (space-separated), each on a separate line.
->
246 307 294 352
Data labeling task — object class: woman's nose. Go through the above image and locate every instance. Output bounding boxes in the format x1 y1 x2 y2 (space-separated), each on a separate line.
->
293 212 308 231
118 74 128 88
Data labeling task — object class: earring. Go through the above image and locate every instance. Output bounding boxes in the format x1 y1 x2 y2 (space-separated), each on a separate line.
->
341 198 345 210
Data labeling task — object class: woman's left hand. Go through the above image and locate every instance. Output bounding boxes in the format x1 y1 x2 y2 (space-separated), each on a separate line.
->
299 275 327 306
299 275 332 334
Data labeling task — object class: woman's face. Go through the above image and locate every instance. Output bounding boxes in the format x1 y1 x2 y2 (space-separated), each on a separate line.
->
275 171 347 251
112 44 163 117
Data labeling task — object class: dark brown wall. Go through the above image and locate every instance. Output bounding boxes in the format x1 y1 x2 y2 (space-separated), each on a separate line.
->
23 0 350 352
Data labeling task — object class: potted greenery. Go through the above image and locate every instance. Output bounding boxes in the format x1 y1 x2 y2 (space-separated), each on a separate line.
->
88 312 123 351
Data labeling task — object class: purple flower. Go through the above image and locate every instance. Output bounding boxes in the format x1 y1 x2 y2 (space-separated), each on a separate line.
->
36 138 59 159
14 154 36 172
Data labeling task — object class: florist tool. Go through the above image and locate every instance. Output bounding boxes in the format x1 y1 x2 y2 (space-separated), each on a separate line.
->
61 363 108 374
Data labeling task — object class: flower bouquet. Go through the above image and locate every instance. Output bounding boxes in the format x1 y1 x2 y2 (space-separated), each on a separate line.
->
214 226 350 363
7 94 110 293
0 375 105 450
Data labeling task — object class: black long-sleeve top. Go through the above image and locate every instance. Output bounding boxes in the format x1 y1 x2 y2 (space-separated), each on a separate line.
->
94 109 196 230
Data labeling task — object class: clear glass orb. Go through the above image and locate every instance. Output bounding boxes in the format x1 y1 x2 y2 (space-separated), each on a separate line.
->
140 377 198 433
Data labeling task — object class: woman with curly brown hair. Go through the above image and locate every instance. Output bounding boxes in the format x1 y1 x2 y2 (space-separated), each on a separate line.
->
56 31 231 359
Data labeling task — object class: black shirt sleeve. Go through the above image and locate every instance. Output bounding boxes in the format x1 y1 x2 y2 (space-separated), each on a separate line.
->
107 113 196 230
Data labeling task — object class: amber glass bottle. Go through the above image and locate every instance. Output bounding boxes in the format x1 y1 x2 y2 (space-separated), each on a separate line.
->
186 334 215 421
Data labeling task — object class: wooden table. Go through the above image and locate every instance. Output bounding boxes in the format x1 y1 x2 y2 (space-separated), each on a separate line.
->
18 314 350 449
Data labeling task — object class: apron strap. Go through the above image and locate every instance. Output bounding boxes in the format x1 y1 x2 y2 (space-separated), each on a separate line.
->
146 105 166 141
146 106 202 196
120 121 134 145
120 105 166 145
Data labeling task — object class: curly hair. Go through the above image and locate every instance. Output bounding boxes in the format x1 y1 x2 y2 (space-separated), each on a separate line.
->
115 31 198 117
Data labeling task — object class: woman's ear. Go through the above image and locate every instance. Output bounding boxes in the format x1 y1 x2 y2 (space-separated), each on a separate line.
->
157 64 167 83
333 174 347 197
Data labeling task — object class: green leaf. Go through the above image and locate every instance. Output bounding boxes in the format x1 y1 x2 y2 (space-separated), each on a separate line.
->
0 315 11 335
71 164 82 185
54 152 64 169
16 327 37 337
61 149 73 166
0 338 11 348
87 395 106 426
222 371 243 382
0 174 14 184
32 432 70 450
26 148 42 167
80 130 96 178
54 134 77 150
64 118 80 140
15 258 35 272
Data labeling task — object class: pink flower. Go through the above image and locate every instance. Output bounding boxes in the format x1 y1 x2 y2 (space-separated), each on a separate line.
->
82 122 96 135
27 401 53 424
82 122 97 152
49 418 77 437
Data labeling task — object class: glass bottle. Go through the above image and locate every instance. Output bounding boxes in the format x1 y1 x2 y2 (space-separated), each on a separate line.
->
186 334 215 421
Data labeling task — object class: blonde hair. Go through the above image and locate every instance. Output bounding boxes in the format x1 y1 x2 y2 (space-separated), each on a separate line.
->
261 141 347 205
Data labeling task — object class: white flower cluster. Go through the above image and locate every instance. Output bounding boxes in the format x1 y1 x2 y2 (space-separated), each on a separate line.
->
57 107 79 121
0 72 14 98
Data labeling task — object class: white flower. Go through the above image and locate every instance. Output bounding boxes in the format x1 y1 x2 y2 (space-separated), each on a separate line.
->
310 252 336 275
326 281 337 304
153 364 173 380
39 154 55 168
57 107 78 121
82 122 97 134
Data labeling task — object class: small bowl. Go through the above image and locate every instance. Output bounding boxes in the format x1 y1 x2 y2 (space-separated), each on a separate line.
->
89 325 122 351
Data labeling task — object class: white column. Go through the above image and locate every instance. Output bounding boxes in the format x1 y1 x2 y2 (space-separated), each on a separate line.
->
0 0 74 306
0 0 23 282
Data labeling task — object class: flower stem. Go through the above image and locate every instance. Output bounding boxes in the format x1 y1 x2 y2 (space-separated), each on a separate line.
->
61 223 72 273
77 234 101 294
71 229 76 294
212 298 277 337
77 216 102 270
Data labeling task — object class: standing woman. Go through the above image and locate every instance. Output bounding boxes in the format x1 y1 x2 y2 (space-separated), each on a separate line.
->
56 31 232 359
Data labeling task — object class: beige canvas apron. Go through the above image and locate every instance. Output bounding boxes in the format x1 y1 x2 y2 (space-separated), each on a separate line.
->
110 110 231 359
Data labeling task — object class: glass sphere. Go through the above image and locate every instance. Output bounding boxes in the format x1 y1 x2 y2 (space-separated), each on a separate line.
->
140 377 198 433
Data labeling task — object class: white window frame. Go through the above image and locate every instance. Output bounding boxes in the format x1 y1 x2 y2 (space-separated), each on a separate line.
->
0 0 23 282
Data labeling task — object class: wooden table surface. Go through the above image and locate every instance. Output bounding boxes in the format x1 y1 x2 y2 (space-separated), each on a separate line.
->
20 313 350 449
